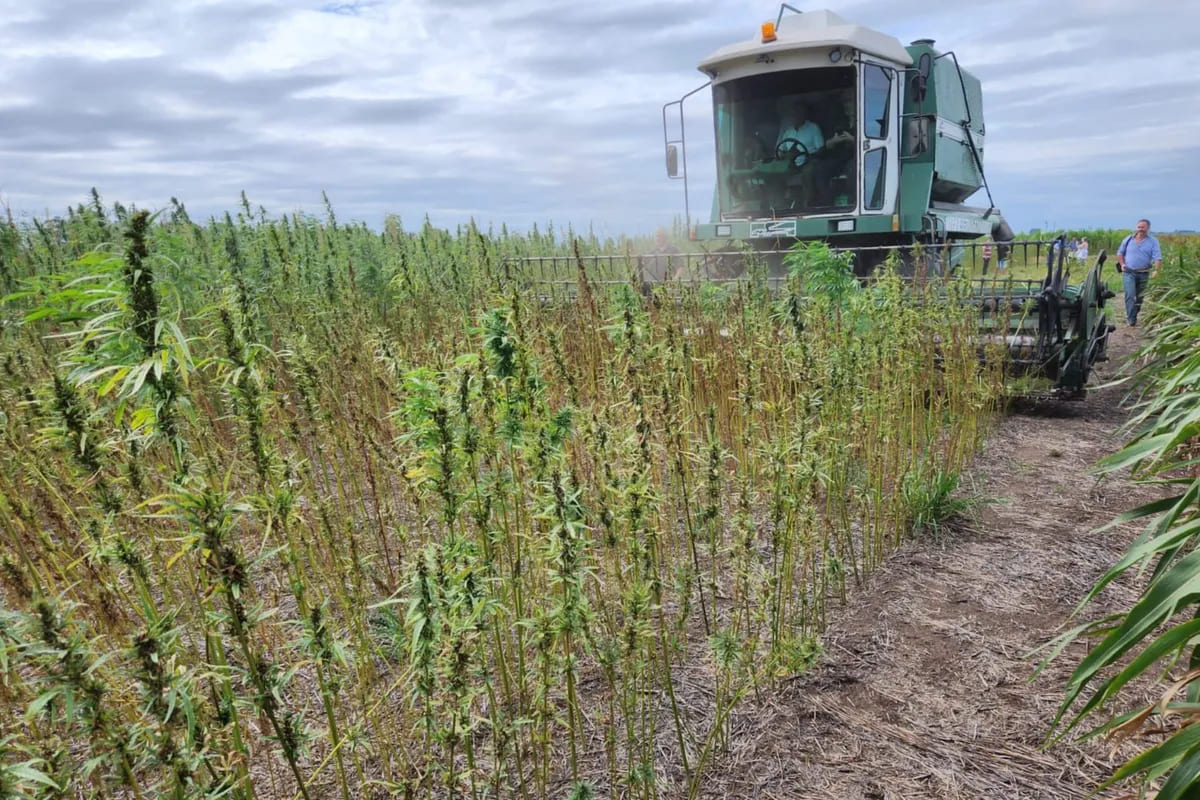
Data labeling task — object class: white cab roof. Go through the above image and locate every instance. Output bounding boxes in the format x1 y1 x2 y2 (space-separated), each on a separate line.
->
698 9 914 75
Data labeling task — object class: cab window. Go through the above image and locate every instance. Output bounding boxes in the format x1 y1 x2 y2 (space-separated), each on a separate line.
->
863 65 892 140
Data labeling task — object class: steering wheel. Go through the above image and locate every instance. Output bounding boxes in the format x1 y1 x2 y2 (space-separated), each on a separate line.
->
775 137 811 167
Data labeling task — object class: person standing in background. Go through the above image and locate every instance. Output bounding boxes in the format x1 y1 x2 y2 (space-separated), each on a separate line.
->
1116 219 1162 327
981 239 993 275
996 241 1010 272
640 226 682 283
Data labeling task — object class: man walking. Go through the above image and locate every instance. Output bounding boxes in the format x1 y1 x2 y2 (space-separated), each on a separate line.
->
1116 219 1162 327
640 226 682 283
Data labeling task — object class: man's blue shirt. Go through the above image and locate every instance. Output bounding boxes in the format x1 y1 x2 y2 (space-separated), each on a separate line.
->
1119 234 1162 271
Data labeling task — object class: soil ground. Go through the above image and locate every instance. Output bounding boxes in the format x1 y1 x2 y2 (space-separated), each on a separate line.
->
697 325 1161 799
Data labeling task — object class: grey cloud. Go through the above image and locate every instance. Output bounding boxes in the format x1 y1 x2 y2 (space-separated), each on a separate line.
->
988 81 1200 122
512 26 734 78
7 0 283 52
958 1 1190 56
6 54 338 113
319 1 382 15
2 0 1197 234
8 0 145 38
333 97 459 125
0 106 234 154
494 1 699 33
993 145 1200 228
0 53 448 156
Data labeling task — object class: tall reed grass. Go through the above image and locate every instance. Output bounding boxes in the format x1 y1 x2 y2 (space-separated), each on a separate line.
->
1045 236 1200 797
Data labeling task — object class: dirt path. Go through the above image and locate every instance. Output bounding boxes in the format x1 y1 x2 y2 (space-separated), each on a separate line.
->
700 326 1158 799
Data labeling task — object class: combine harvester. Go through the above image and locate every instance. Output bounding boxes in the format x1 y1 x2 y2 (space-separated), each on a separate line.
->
510 6 1115 397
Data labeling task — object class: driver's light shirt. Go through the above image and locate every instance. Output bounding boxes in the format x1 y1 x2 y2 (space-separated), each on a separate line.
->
776 120 824 166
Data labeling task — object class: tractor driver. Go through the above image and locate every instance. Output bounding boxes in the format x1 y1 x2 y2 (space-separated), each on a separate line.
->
775 99 825 167
776 99 824 206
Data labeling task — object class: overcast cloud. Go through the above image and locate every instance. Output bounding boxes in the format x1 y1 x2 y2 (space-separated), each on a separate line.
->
1 0 1195 235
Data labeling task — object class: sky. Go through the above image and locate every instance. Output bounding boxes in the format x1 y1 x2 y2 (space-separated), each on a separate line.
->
1 0 1196 236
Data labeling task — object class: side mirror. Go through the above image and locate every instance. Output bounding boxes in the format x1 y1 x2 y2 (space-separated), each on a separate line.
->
915 53 931 103
914 74 927 103
666 144 679 178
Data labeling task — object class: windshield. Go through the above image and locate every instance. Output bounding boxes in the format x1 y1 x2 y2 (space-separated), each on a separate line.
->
713 66 856 219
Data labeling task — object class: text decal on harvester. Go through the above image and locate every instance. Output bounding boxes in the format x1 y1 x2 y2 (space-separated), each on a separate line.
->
749 220 798 237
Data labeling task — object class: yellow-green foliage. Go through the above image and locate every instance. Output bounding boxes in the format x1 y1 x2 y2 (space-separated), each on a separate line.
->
1046 236 1200 798
0 197 1001 799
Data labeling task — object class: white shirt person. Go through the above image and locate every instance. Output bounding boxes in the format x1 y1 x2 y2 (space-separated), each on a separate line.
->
776 101 824 167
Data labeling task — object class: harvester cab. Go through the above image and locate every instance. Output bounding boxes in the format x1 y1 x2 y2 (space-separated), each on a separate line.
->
662 5 1013 274
505 5 1116 399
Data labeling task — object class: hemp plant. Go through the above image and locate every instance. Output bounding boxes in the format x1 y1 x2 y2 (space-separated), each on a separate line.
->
19 210 195 476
